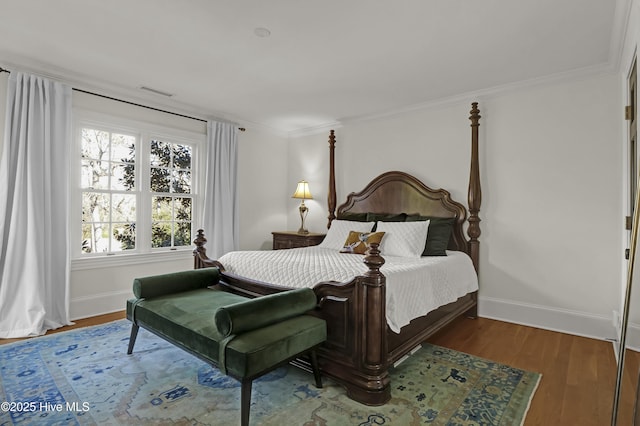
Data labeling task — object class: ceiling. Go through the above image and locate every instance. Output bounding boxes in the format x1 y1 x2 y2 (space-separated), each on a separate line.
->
0 0 626 135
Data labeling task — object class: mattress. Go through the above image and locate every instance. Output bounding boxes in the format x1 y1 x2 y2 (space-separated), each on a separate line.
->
218 247 478 333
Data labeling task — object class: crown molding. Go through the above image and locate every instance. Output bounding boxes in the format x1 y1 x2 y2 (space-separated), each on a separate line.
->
609 0 634 72
333 62 617 129
286 121 343 139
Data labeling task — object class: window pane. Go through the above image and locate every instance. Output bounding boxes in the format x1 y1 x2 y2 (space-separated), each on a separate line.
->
175 197 191 220
112 163 135 191
150 167 170 192
173 144 192 169
82 222 110 253
81 129 109 159
81 224 94 253
151 222 172 248
113 223 136 251
111 133 135 163
82 192 110 223
112 163 136 191
172 170 191 194
81 160 110 190
150 140 171 167
152 197 172 221
112 194 136 222
174 222 191 247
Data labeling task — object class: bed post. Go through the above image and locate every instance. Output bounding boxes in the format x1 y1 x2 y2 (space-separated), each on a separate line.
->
468 102 481 272
354 242 390 404
467 102 481 319
193 229 208 269
193 229 224 270
362 243 389 402
327 130 337 229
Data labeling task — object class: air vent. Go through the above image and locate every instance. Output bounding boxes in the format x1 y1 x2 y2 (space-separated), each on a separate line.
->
139 86 174 97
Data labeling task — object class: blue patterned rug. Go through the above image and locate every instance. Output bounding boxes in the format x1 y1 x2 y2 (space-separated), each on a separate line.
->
0 320 540 425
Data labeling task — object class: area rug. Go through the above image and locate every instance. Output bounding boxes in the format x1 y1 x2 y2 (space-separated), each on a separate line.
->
0 320 540 425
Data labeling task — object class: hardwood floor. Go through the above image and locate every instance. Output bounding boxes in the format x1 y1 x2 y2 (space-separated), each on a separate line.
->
428 316 636 425
1 312 636 424
0 311 125 346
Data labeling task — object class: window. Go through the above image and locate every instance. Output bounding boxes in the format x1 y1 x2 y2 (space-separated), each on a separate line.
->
81 128 137 253
75 114 200 259
149 139 193 248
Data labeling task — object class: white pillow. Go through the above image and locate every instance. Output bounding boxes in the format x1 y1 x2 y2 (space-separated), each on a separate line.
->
375 220 430 258
318 220 376 250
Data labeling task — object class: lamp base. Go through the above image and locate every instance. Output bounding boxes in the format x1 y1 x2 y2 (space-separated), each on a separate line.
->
298 202 309 235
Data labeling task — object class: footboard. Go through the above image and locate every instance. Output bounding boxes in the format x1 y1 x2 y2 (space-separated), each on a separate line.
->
193 230 392 405
310 243 390 405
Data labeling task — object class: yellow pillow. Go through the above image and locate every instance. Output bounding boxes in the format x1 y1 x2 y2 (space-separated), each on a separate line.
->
340 231 385 254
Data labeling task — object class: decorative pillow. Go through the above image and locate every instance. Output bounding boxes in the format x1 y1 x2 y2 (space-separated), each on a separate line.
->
340 231 385 254
375 220 430 258
405 215 455 256
318 219 376 250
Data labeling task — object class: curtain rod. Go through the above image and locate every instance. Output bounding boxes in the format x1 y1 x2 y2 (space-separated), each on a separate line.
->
0 66 245 131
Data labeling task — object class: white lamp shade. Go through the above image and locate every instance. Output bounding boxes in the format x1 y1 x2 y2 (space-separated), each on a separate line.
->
292 180 313 200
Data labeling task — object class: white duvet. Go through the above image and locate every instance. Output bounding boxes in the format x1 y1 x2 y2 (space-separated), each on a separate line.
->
218 247 478 333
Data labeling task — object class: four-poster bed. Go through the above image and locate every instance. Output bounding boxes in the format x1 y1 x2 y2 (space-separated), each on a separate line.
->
193 102 482 405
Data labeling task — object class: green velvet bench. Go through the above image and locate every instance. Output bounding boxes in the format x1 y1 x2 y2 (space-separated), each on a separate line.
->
126 268 327 426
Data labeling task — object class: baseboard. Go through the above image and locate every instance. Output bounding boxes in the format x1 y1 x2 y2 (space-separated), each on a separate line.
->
478 296 616 341
69 290 131 320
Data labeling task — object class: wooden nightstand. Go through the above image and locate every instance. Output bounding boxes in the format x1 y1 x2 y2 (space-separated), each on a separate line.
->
272 231 326 250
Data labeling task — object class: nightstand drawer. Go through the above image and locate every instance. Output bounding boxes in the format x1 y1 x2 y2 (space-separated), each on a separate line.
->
272 231 325 250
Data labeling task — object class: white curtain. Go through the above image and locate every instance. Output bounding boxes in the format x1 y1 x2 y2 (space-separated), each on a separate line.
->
202 121 239 259
0 72 72 338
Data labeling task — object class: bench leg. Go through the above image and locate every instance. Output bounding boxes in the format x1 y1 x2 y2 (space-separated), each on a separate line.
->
241 378 252 426
310 350 323 388
127 324 139 355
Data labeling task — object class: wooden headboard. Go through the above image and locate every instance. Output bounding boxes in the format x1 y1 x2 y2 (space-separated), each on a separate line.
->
325 102 481 271
336 171 468 253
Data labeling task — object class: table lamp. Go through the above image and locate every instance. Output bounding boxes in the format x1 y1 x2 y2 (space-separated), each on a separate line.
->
292 180 313 234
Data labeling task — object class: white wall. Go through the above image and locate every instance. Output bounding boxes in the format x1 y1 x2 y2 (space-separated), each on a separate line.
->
289 72 623 340
237 128 288 250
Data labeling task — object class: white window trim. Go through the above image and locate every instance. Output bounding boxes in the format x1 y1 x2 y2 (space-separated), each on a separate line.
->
71 109 205 268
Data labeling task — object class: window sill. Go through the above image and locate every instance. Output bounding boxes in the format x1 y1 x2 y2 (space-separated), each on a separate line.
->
71 249 194 271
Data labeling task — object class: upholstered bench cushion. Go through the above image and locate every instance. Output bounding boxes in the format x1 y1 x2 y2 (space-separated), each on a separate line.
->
214 288 318 337
127 287 326 379
132 267 220 299
127 288 245 362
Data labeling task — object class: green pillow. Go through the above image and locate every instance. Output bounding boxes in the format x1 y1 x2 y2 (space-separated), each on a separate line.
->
366 212 407 222
405 215 455 256
368 212 407 231
336 211 369 222
214 288 317 337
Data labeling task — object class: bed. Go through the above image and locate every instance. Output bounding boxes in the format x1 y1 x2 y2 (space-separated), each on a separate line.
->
193 102 482 406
